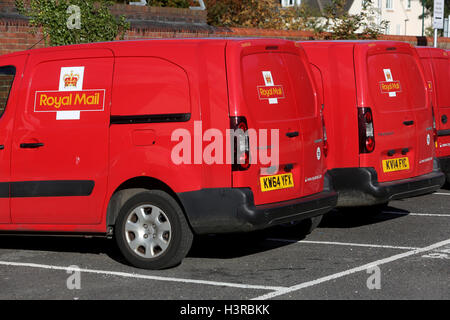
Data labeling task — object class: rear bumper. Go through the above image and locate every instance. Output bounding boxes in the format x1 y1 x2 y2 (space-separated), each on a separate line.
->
177 175 337 234
328 160 445 207
437 156 450 182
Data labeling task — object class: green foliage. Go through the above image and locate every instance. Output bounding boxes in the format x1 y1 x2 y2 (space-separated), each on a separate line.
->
205 0 386 39
15 0 130 46
319 0 388 39
204 0 286 29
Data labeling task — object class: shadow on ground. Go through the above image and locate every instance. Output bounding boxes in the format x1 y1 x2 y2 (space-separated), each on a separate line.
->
318 206 410 229
0 206 412 264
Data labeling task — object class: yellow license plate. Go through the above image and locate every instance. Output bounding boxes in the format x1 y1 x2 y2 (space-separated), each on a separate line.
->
260 173 294 192
382 157 410 172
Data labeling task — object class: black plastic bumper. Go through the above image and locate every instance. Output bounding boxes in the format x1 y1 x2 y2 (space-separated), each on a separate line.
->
328 160 445 207
177 176 337 234
438 156 450 182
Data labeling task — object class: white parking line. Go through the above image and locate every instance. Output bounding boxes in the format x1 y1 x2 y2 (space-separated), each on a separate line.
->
383 211 450 217
266 238 419 250
252 238 450 300
0 261 286 292
433 192 450 196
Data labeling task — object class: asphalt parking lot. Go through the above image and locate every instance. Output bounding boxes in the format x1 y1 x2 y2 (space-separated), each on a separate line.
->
0 189 449 301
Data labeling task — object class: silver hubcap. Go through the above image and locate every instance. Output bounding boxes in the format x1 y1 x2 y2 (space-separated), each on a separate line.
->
124 204 172 258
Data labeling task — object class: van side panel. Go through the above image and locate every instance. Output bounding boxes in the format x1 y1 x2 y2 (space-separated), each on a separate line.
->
302 43 359 170
107 42 230 202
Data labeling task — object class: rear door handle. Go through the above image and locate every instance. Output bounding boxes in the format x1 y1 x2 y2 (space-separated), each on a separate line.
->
20 143 44 149
403 120 414 126
0 145 3 150
286 131 299 138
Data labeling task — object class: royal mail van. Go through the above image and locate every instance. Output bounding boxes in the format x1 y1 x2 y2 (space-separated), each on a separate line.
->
416 47 450 182
0 39 337 269
298 41 444 207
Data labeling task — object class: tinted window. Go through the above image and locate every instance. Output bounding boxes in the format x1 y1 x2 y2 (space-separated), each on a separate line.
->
367 53 426 112
0 66 16 117
241 52 316 121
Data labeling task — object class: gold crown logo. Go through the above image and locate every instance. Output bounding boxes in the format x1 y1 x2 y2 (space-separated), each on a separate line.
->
63 71 79 87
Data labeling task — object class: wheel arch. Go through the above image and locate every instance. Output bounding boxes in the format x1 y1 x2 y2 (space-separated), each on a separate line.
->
106 176 189 230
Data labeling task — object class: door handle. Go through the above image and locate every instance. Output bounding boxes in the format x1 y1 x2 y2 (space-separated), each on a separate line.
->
403 120 414 126
286 131 299 138
0 145 3 150
442 115 448 124
20 143 44 149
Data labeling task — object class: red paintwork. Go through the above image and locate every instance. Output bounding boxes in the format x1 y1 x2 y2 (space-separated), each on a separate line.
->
416 47 450 158
0 39 327 233
299 41 435 183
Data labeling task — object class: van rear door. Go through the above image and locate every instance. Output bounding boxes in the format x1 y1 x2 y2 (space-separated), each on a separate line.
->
355 43 434 183
226 40 324 206
430 50 450 153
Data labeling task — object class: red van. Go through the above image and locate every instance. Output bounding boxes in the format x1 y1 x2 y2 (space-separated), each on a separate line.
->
416 47 450 182
298 41 444 207
0 39 337 269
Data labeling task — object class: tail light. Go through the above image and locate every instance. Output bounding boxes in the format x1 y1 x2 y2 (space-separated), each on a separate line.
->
230 116 250 171
358 107 375 153
320 105 328 157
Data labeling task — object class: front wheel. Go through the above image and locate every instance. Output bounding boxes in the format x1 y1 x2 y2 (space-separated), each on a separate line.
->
115 190 193 270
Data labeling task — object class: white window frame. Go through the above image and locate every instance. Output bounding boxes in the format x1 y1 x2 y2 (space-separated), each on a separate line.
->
386 0 393 10
281 0 301 7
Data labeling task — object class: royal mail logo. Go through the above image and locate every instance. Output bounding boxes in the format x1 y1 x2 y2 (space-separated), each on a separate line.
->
34 90 105 113
59 67 84 92
258 71 285 104
379 81 402 94
258 85 285 100
63 71 80 88
380 69 401 97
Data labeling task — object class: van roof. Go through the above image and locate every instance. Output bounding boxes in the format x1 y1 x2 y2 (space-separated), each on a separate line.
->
416 46 449 59
0 38 296 58
298 40 414 48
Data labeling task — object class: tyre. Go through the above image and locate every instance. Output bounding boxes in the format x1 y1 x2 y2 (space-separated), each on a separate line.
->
115 190 193 270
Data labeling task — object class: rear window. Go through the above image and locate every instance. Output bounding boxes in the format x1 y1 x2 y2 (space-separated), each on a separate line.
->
367 53 426 112
241 52 316 121
0 66 16 118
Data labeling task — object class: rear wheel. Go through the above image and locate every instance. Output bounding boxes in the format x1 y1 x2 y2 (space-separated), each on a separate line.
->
115 190 193 270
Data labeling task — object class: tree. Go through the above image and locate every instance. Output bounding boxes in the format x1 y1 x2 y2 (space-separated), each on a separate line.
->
205 0 386 39
318 0 388 39
205 0 286 29
15 0 130 46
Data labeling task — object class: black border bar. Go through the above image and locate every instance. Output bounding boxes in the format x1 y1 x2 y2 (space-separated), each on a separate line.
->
110 113 191 125
0 180 94 198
